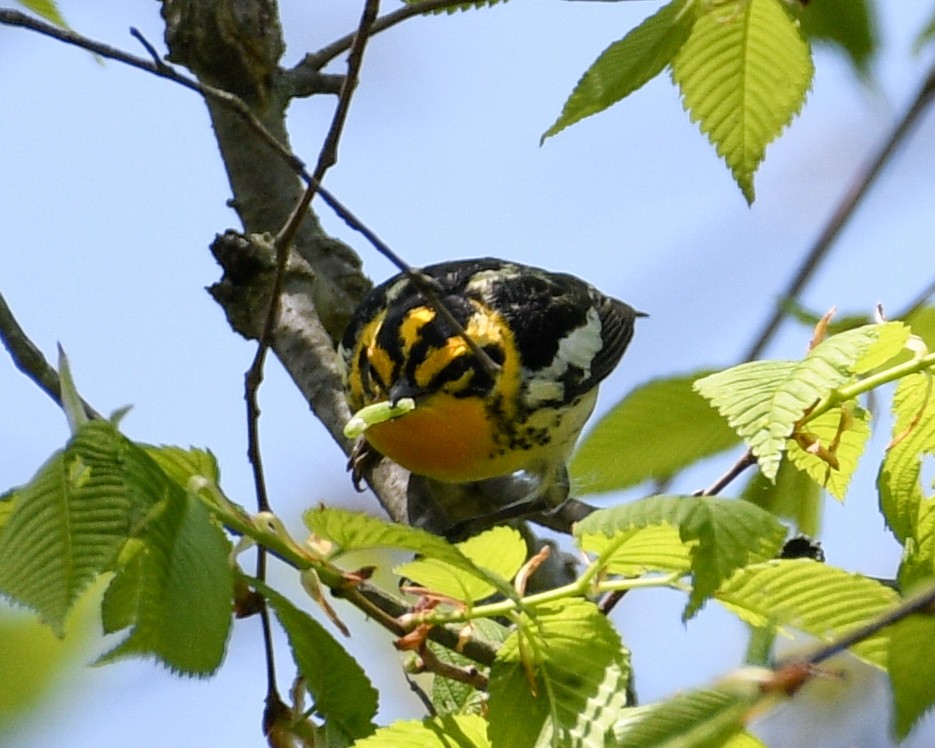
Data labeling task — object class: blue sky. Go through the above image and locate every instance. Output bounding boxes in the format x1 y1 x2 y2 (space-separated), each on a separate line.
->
2 2 934 746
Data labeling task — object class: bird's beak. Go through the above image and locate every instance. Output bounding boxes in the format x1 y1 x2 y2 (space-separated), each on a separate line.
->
388 380 428 407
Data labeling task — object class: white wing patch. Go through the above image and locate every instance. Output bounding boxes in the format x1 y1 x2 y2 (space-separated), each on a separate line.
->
524 306 603 406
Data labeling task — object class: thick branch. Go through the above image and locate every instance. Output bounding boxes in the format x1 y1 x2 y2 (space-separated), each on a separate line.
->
159 0 369 339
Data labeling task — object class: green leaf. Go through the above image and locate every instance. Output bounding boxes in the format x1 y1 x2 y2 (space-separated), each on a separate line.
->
741 455 822 536
0 422 154 633
577 496 785 620
786 404 870 501
798 0 877 77
901 496 935 590
878 372 935 546
694 324 887 480
582 524 691 577
352 714 490 747
15 0 70 29
488 599 630 748
570 372 739 494
145 445 220 491
0 588 98 726
99 463 233 676
889 608 935 740
395 525 526 601
256 581 378 741
0 489 15 534
716 559 898 668
613 686 764 748
305 507 516 600
542 0 696 141
670 0 813 202
905 306 935 354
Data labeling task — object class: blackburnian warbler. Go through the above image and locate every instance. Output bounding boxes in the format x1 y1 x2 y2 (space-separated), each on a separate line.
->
339 258 641 509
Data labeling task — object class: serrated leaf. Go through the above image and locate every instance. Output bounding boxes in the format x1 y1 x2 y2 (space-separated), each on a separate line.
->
695 324 886 480
786 404 870 500
583 524 691 577
488 599 630 748
889 608 935 740
878 372 935 545
741 455 822 536
395 525 526 601
853 321 912 374
716 559 898 668
0 489 15 533
613 686 763 748
145 445 220 491
99 464 233 676
257 581 378 741
305 507 515 600
0 422 153 633
900 497 935 590
798 0 876 77
543 0 696 140
571 372 739 494
352 714 490 747
576 496 785 619
906 306 935 353
15 0 69 29
671 0 813 202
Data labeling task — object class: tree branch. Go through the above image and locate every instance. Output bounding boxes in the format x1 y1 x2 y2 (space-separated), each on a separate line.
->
0 290 101 421
300 0 484 72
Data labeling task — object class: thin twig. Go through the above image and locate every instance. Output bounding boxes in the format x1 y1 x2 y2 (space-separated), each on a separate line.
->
243 0 381 720
306 0 483 70
0 10 307 177
744 57 935 362
0 290 101 420
696 448 757 496
787 581 935 670
312 184 502 378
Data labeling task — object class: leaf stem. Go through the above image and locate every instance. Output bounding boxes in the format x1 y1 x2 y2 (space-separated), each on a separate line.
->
804 350 935 425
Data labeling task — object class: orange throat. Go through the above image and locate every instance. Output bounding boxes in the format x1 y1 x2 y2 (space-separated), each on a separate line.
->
363 394 511 483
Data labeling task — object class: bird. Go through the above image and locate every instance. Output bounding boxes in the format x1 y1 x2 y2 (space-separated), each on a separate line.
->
338 257 641 521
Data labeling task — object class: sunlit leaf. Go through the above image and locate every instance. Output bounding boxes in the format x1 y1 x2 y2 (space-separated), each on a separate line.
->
577 496 786 619
352 714 490 747
889 606 935 740
571 372 739 494
259 581 378 741
0 422 152 633
716 559 898 668
543 0 696 140
488 599 630 747
614 685 765 748
98 464 233 676
15 0 69 29
786 404 870 500
582 523 691 577
878 372 935 545
395 525 526 601
695 324 888 480
670 0 813 202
